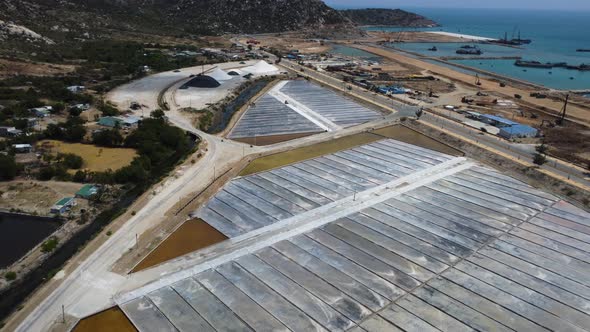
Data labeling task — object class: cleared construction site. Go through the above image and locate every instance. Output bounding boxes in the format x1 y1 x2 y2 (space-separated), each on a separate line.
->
113 138 590 332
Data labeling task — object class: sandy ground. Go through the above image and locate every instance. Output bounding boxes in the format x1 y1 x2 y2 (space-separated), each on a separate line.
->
353 45 590 125
365 31 470 43
0 181 83 215
240 36 331 55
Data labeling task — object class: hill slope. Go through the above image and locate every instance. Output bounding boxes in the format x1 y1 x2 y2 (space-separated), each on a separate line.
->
0 0 352 38
340 8 438 27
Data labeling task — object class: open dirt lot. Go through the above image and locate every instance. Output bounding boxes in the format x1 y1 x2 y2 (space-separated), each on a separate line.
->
0 181 83 215
37 140 137 172
240 36 331 54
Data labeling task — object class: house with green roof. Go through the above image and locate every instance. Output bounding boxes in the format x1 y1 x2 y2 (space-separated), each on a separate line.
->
75 184 99 199
50 197 76 215
98 116 124 128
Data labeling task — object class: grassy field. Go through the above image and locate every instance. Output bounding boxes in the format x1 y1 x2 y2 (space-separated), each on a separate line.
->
38 140 137 172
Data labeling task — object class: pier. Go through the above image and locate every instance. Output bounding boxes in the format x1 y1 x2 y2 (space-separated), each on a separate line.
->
441 56 522 61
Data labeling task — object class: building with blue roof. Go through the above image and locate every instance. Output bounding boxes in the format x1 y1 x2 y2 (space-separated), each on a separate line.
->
478 114 538 139
499 124 538 139
480 114 520 127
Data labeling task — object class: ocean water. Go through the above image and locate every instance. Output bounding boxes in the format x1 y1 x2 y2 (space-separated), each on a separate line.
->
365 8 590 90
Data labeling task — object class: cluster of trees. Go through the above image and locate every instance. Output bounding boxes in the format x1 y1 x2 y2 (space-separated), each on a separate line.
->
533 143 548 166
44 117 87 142
0 154 18 181
85 113 192 186
37 153 84 181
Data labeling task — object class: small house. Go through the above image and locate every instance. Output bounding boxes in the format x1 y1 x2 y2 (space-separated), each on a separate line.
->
30 106 53 118
76 184 99 199
50 197 76 215
12 143 32 153
71 104 90 111
0 126 23 137
67 86 86 93
98 116 124 128
120 115 141 128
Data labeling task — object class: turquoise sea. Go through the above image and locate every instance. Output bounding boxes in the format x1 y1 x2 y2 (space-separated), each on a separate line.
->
364 8 590 91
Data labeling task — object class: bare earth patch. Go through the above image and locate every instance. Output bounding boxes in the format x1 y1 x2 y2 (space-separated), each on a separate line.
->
0 59 77 78
37 140 138 172
0 180 83 215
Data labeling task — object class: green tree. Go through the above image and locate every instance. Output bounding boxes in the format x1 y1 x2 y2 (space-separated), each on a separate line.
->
4 271 16 281
535 143 548 154
0 154 17 181
73 170 87 182
99 103 120 116
60 153 84 169
150 109 165 119
533 153 547 166
38 166 56 181
51 102 66 114
41 237 59 253
92 129 123 147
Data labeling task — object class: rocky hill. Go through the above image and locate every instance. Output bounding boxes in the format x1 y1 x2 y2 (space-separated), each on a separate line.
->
340 8 438 27
0 0 353 39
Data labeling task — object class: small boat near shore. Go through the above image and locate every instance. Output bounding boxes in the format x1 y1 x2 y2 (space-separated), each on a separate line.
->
427 46 438 51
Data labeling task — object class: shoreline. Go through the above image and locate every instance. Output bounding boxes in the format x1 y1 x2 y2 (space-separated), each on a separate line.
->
427 31 494 41
349 43 590 125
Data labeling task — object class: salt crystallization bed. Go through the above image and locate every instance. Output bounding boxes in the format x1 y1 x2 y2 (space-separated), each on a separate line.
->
228 80 382 140
116 138 590 332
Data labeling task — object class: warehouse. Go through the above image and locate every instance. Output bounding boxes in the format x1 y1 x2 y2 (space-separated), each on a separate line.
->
499 124 539 139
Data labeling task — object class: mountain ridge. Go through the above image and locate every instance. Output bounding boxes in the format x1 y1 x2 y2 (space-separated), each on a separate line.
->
0 1 437 42
339 8 438 27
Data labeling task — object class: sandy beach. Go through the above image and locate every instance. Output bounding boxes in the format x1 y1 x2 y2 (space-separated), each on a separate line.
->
427 31 494 41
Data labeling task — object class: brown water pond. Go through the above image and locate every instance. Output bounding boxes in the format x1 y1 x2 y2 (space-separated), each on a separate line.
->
131 218 227 273
73 307 135 332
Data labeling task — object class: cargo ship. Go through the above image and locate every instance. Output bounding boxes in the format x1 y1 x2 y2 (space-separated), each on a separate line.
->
456 48 482 55
511 31 532 44
514 60 566 68
576 49 590 52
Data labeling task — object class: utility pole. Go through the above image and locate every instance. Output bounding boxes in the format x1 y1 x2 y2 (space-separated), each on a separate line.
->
558 93 569 125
